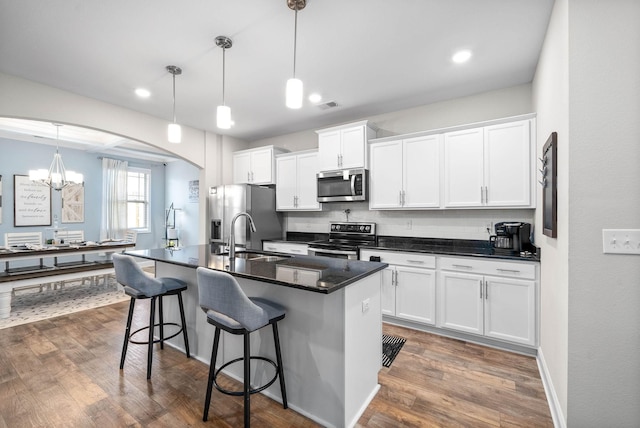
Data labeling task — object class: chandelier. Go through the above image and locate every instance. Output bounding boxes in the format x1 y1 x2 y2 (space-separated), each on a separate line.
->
29 123 84 191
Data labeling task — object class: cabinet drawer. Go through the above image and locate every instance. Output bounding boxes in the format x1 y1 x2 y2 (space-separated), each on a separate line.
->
439 256 536 280
360 250 436 269
263 241 308 255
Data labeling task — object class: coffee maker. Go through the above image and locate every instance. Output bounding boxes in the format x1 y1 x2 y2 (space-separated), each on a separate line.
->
491 222 532 253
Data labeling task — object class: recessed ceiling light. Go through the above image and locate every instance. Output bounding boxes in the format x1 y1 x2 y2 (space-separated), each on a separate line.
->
452 50 472 64
308 93 322 103
135 88 151 98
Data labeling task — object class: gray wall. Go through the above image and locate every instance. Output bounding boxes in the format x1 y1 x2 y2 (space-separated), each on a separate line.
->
0 137 167 250
534 0 640 426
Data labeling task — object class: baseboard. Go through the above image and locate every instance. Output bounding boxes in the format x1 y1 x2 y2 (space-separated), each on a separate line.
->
537 347 566 428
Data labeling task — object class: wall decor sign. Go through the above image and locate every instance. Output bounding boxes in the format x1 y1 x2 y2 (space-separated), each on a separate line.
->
0 175 3 224
188 179 199 203
14 174 52 227
62 183 85 223
541 132 557 238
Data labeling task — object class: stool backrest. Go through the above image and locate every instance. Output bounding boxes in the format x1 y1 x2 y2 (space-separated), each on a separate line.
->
196 267 268 332
113 253 164 297
124 230 137 244
5 232 43 247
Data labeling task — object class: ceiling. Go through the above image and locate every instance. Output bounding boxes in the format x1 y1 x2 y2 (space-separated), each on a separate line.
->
0 0 554 156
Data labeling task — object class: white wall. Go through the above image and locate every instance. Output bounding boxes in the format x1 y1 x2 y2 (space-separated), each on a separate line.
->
531 0 570 423
566 0 640 426
165 161 200 247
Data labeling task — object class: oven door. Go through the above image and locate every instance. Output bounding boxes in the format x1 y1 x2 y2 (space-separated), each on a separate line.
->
308 246 358 260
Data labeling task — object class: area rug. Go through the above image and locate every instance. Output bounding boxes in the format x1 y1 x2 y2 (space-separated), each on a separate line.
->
0 275 129 330
382 334 406 367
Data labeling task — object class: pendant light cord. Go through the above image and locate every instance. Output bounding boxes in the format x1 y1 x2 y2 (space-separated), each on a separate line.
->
292 6 298 78
222 47 226 106
172 73 177 123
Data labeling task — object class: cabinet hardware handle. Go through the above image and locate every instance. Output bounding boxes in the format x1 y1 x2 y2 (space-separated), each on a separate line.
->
480 187 483 204
480 280 483 299
452 264 473 269
394 270 398 286
402 190 406 206
497 268 521 273
406 260 425 264
484 186 488 204
399 191 403 206
292 249 304 253
251 171 254 182
247 171 251 182
485 281 488 299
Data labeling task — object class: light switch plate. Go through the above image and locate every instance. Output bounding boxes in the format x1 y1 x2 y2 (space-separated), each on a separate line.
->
602 229 640 254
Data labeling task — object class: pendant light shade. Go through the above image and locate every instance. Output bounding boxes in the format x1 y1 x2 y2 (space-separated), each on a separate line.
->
286 77 303 109
215 36 233 129
166 65 182 143
29 123 84 191
286 0 306 109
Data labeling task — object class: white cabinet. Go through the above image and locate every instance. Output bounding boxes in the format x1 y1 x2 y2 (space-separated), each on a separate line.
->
360 250 436 325
233 146 286 185
316 121 376 171
275 150 321 211
263 241 308 256
443 119 533 208
437 256 537 347
369 134 440 209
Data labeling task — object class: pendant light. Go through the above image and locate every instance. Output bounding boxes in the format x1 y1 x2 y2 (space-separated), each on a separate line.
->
29 123 84 191
166 65 182 143
215 36 233 129
286 0 306 109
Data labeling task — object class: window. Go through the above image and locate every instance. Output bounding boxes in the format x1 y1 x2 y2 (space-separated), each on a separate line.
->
127 167 150 231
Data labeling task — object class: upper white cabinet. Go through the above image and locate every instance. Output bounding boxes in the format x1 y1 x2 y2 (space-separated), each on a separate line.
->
444 119 533 208
316 120 377 171
233 146 287 185
369 134 440 209
275 150 321 211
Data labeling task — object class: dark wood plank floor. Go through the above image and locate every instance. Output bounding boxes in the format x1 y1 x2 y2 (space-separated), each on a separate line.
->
0 301 553 427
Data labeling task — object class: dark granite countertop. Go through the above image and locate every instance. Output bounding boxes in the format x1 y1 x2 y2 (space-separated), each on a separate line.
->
371 236 540 262
125 244 387 294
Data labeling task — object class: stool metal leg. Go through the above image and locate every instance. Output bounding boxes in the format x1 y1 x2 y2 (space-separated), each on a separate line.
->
244 331 251 428
159 295 164 350
177 292 190 358
203 327 221 422
120 298 136 370
147 297 156 380
272 322 288 409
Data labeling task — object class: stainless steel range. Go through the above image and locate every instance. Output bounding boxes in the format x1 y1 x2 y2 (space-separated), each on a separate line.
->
307 222 377 260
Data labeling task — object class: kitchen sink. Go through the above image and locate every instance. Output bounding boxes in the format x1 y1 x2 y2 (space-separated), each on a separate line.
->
227 251 290 262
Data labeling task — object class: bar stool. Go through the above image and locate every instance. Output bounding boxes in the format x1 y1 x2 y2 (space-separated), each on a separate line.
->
113 254 190 379
196 267 287 427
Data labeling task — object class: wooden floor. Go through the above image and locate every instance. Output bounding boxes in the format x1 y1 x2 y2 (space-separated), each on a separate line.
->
0 300 553 427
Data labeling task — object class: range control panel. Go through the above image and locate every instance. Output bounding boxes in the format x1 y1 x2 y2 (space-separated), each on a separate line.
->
330 222 376 235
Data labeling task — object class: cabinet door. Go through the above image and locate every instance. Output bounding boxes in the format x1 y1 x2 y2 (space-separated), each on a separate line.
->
249 148 273 184
295 152 321 210
395 266 436 325
484 276 536 346
275 156 297 210
403 135 440 208
233 152 252 184
443 128 484 207
437 271 484 335
381 267 396 317
369 140 403 209
484 120 531 207
318 130 342 171
340 126 366 169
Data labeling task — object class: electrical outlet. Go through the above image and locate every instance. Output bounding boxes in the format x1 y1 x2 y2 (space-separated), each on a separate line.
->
405 220 412 230
485 222 493 234
602 229 640 254
362 298 370 313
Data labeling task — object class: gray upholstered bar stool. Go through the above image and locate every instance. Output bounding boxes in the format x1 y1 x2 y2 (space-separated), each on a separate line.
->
113 253 190 379
196 267 287 427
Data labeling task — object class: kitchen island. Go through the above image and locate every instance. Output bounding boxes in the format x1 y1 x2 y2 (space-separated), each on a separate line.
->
125 245 387 428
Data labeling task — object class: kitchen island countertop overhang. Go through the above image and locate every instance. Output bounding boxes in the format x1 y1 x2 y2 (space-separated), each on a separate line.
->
124 244 387 428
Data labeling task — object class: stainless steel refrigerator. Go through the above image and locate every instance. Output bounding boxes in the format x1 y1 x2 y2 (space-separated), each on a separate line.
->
208 184 283 250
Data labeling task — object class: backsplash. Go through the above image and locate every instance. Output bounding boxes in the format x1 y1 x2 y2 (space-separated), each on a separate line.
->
285 202 536 242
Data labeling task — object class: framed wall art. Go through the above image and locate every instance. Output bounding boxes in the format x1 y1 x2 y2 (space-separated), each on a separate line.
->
61 183 85 223
541 132 557 238
0 175 3 224
14 174 52 227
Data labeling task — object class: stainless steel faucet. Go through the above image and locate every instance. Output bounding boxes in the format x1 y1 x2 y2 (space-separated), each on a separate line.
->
229 212 257 259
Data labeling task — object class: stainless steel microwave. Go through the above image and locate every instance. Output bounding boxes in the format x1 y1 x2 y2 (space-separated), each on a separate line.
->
317 168 368 202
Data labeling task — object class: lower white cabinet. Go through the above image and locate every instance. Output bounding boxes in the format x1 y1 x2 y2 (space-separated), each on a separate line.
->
263 241 308 256
360 250 436 325
437 256 537 347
